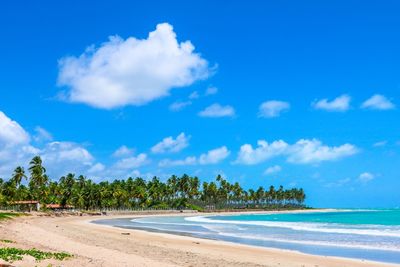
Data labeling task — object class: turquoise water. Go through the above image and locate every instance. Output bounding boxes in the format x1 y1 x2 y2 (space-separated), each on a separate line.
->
94 209 400 264
221 209 400 225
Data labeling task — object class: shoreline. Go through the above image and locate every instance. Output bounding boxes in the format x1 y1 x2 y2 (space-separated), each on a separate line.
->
90 209 399 266
1 209 398 267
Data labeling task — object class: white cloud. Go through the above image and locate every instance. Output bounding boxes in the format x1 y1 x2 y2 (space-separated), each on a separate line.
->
0 145 39 178
258 100 290 118
151 133 190 154
205 86 218 96
112 145 135 157
287 139 357 164
33 126 53 142
87 163 106 174
198 103 235 118
0 111 30 147
358 172 375 183
361 94 395 110
113 153 149 170
236 139 357 165
0 111 155 180
57 23 211 109
313 94 351 112
39 141 96 178
0 110 112 179
235 140 288 165
199 146 230 164
169 100 192 111
264 165 282 175
0 111 37 177
41 141 94 164
159 146 230 167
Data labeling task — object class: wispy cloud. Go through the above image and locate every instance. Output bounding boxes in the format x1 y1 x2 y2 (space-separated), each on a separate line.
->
373 141 387 147
151 133 190 154
112 145 135 157
358 172 375 183
264 165 282 175
169 100 192 111
205 86 218 96
33 126 53 143
361 94 395 110
258 100 290 118
198 103 235 118
313 94 351 112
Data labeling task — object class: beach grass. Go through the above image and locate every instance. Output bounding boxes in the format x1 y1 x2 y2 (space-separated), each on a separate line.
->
0 247 72 262
0 239 15 243
0 212 23 221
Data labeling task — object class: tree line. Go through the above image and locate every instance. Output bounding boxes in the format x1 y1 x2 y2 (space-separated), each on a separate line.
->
0 156 306 211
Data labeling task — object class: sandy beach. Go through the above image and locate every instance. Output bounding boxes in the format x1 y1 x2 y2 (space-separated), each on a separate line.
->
0 211 398 267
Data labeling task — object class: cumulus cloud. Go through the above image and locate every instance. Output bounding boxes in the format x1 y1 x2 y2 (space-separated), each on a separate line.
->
287 139 357 164
235 139 357 165
0 111 30 146
264 165 282 175
151 133 190 154
38 141 99 177
0 110 110 179
358 172 375 183
0 110 157 180
113 153 149 170
87 163 106 174
112 145 135 157
57 23 211 109
0 145 39 178
235 140 289 165
258 100 290 118
41 141 94 165
313 95 351 112
361 94 395 110
198 103 235 118
198 146 230 164
159 146 230 167
0 111 36 177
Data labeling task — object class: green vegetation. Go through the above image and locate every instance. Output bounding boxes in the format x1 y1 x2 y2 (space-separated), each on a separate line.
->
0 212 21 220
0 156 306 211
1 239 15 243
0 247 71 262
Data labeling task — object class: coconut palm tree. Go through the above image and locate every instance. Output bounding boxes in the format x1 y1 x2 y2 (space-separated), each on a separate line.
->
11 166 27 188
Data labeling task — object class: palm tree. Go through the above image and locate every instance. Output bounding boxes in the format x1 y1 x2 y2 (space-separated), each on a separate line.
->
28 156 48 203
59 173 76 207
11 166 27 188
1 155 307 211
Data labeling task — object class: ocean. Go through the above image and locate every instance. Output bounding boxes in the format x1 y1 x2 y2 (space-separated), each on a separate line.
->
94 209 400 264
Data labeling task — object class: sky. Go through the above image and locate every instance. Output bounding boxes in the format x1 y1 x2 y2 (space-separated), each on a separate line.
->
0 0 399 208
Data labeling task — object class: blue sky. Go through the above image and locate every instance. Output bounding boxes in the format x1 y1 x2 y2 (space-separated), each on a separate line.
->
0 0 399 208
